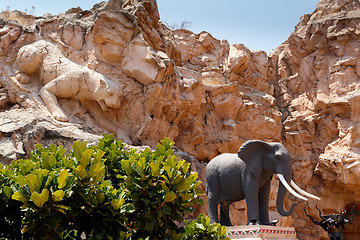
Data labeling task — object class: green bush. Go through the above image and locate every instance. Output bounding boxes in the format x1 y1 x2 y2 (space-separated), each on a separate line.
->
182 214 229 240
0 134 228 239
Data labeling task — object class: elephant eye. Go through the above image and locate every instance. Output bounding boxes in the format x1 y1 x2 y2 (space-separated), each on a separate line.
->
108 92 113 96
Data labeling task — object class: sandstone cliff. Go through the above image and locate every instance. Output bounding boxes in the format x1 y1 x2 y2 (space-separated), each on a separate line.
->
0 0 359 238
271 0 360 238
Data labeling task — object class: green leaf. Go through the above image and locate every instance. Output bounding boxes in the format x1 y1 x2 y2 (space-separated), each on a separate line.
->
49 155 57 168
136 157 146 173
181 162 190 175
205 215 210 226
101 180 111 188
80 149 93 167
63 157 76 169
14 175 26 186
111 198 125 210
93 150 105 164
37 169 49 185
84 195 98 208
164 191 177 202
52 190 65 202
20 165 27 175
176 160 186 170
49 144 57 153
3 186 12 199
12 191 28 203
72 141 88 160
57 147 66 159
41 152 50 169
26 173 39 193
163 166 172 179
58 169 69 189
31 188 49 207
149 162 160 177
3 168 12 178
44 175 53 188
160 137 174 149
88 163 105 181
156 144 166 154
132 163 142 176
166 155 177 168
121 160 132 175
172 174 183 185
53 204 69 214
63 176 75 190
74 165 87 180
188 171 199 183
97 192 105 204
160 181 170 193
177 179 191 192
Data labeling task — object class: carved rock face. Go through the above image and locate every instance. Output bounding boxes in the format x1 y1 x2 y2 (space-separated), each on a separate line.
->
16 45 42 75
95 78 123 111
0 0 360 238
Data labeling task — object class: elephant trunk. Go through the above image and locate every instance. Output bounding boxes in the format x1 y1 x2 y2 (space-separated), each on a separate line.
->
276 173 297 216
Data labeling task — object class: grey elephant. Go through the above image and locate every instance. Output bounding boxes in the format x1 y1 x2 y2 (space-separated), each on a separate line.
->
206 140 320 226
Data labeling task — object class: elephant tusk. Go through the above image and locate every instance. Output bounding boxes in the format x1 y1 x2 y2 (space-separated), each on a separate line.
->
290 180 321 201
277 174 308 201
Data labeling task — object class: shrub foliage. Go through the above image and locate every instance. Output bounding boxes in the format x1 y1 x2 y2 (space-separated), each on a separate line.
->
0 134 229 239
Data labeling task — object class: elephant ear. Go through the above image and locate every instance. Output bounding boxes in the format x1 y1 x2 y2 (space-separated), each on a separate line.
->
238 140 272 178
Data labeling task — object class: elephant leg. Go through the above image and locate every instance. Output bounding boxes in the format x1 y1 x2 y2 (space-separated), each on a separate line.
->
220 201 232 226
207 184 219 223
208 197 219 223
259 178 271 225
244 182 260 224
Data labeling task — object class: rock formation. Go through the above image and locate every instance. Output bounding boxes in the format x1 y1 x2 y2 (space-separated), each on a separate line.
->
0 0 359 238
270 0 360 238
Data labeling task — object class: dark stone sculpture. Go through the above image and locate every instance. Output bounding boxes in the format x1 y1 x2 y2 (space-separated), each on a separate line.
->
206 140 320 226
304 204 355 240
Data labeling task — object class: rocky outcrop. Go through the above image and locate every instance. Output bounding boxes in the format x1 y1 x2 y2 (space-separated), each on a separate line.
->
0 107 101 164
271 0 360 238
0 0 280 162
0 0 359 238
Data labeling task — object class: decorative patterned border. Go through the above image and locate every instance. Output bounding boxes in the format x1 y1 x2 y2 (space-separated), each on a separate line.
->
228 228 296 236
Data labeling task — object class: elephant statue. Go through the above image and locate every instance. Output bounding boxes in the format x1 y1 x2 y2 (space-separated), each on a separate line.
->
206 140 320 226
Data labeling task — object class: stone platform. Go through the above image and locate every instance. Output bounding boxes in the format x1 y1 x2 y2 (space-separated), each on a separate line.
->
227 225 297 239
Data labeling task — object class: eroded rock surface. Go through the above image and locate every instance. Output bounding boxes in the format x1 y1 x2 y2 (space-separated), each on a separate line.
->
0 0 359 238
0 0 280 162
271 0 360 238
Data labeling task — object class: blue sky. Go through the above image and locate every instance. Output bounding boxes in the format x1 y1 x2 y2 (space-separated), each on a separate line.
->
0 0 318 53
